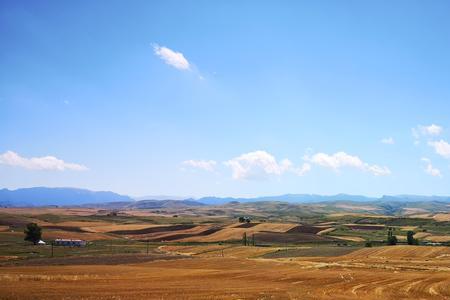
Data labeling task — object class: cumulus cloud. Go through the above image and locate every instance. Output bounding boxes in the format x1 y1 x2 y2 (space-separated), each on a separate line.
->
182 160 217 172
224 150 307 180
185 150 390 179
304 151 391 176
428 140 450 159
153 44 190 70
421 158 442 177
381 137 395 145
0 151 88 171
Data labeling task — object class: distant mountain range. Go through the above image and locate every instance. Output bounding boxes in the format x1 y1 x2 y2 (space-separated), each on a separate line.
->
133 195 188 201
0 187 132 207
195 194 379 205
0 187 449 207
196 194 450 205
86 199 205 210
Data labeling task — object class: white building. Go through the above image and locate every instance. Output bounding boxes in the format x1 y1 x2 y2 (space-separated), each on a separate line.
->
54 239 87 247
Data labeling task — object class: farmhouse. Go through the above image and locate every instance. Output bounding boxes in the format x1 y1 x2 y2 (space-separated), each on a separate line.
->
54 238 87 247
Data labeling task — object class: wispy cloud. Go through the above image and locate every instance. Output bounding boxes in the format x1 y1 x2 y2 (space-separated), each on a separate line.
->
291 162 312 176
304 151 391 176
381 137 395 145
428 140 450 159
182 160 217 172
412 124 443 144
153 44 190 70
0 151 88 171
421 157 442 177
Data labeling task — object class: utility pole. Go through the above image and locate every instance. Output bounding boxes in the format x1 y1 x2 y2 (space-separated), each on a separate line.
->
252 234 255 246
243 232 247 246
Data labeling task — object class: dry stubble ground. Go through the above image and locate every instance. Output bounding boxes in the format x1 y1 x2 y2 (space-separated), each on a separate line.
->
0 246 450 300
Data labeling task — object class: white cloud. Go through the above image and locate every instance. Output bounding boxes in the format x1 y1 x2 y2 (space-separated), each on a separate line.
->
224 150 308 180
381 137 395 145
0 151 88 171
291 163 311 176
366 165 391 176
421 124 443 136
182 160 217 172
428 140 450 159
153 44 190 70
304 151 391 176
421 158 442 177
412 124 443 144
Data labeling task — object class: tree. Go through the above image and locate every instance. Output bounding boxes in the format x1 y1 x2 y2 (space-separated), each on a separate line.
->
407 231 418 245
243 232 247 246
24 223 42 245
387 228 397 246
365 241 372 247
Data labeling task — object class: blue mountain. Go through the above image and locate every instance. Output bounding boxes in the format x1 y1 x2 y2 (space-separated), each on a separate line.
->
0 187 132 207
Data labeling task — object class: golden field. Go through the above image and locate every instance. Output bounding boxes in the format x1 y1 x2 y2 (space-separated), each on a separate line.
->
1 246 450 300
2 206 450 299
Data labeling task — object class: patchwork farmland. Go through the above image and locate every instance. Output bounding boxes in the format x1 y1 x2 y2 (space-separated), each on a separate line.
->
1 203 450 299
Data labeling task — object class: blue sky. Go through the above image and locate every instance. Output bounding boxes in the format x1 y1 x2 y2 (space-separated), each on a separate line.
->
1 1 450 197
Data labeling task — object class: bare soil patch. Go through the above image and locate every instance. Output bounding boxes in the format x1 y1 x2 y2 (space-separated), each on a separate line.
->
234 223 260 228
286 225 326 234
254 232 335 244
42 225 88 233
109 224 196 235
148 227 223 242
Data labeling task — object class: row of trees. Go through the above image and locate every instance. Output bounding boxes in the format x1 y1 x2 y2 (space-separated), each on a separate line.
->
386 228 418 246
242 232 255 246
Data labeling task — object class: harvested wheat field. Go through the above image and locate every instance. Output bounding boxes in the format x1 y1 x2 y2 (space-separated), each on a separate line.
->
180 223 297 242
329 235 366 242
433 213 450 222
162 245 282 258
423 235 450 242
343 245 450 260
1 249 450 300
